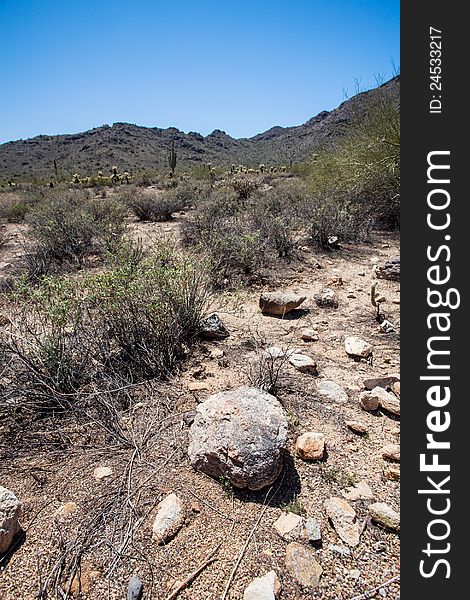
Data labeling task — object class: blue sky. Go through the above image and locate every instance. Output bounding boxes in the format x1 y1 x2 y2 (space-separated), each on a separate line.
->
0 0 399 144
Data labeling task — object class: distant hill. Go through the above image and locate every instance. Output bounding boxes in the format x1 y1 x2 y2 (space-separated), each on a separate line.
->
0 77 399 180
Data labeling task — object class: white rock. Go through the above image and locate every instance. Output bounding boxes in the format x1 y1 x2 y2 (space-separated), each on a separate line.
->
243 570 281 600
288 354 318 375
93 466 113 481
301 328 319 342
317 380 348 403
324 497 360 547
344 336 373 359
0 486 21 554
368 502 400 531
152 493 185 544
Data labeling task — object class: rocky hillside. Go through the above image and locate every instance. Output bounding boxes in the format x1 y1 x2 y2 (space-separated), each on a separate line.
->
0 78 399 180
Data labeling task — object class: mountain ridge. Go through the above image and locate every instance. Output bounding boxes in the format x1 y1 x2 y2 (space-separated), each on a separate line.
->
0 77 399 180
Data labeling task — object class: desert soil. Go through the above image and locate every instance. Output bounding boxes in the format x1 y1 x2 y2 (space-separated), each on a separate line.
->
0 213 400 600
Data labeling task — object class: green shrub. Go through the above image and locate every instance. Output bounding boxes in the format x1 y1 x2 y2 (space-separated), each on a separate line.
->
307 90 400 234
25 189 125 276
1 246 211 412
126 188 186 221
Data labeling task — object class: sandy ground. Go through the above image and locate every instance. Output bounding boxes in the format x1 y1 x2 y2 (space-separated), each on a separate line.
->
0 212 400 600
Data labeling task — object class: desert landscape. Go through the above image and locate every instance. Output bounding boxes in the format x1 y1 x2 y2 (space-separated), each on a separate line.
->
0 77 400 600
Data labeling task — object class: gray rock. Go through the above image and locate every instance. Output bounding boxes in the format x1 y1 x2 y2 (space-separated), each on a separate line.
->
200 314 230 340
375 256 400 281
273 513 321 545
314 288 339 308
152 493 185 545
344 336 373 359
363 375 400 391
259 292 307 316
188 387 288 490
127 575 144 600
368 502 400 531
324 497 360 547
0 486 21 554
244 570 281 600
317 380 348 403
285 542 323 589
305 517 322 545
328 544 351 556
288 353 318 375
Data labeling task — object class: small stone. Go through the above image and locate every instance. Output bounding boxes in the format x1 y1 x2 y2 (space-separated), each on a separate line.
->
152 493 185 544
368 502 400 531
324 497 360 547
344 336 373 359
285 542 323 589
288 354 318 375
200 314 230 340
317 380 348 403
328 544 351 556
55 502 78 518
295 432 325 460
304 518 322 545
375 256 400 281
347 293 356 299
380 320 395 333
345 420 368 435
0 486 21 554
127 575 144 600
301 328 319 342
187 381 209 392
363 375 400 391
314 288 339 309
349 569 361 579
273 512 304 541
210 348 224 359
359 391 379 411
369 386 400 416
384 465 400 481
341 481 374 501
259 292 307 316
264 346 287 359
392 381 400 396
93 466 113 480
243 570 281 600
381 444 400 462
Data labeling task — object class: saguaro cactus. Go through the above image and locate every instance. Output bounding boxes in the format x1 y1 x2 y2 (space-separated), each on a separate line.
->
168 139 177 176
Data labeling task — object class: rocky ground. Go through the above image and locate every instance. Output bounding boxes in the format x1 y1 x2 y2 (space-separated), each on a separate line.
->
0 212 400 599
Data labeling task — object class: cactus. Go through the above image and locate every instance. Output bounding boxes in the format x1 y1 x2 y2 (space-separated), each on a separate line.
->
168 139 177 176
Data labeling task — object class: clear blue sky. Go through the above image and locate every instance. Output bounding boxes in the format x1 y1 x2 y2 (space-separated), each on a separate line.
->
0 0 399 144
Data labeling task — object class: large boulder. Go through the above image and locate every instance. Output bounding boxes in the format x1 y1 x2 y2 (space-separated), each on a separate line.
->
259 292 306 316
0 486 21 554
188 387 288 490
